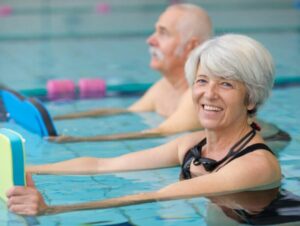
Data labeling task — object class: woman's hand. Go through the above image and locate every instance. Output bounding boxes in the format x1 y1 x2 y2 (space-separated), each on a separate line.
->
6 173 48 216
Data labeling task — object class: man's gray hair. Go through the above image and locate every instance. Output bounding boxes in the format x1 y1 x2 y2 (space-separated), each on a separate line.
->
167 4 212 44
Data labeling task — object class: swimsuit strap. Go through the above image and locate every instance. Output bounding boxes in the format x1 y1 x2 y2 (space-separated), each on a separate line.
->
219 143 274 168
211 127 257 169
214 143 274 172
180 123 268 178
193 126 257 172
191 138 206 159
181 138 206 180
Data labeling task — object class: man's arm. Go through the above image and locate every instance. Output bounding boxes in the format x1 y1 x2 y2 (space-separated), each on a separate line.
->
53 108 131 120
47 131 162 143
127 80 162 112
53 81 161 121
152 89 202 134
48 89 201 143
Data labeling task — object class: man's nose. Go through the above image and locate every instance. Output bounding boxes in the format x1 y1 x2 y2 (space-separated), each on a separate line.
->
147 33 157 46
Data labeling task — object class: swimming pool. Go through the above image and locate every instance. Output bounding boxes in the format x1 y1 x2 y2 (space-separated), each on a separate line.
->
1 0 300 225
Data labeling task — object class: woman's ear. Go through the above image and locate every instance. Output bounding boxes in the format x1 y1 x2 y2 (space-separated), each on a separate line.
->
247 102 257 116
247 102 256 111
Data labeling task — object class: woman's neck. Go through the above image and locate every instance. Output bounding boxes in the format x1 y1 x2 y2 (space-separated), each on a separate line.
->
204 120 251 158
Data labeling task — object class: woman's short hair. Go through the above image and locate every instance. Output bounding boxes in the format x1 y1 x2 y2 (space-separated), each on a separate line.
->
185 34 275 116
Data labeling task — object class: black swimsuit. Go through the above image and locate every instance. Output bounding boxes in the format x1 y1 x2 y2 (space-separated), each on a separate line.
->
180 135 274 180
224 189 300 225
179 126 300 225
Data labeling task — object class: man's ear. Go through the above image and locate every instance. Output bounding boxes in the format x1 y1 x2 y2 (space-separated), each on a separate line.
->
186 37 201 53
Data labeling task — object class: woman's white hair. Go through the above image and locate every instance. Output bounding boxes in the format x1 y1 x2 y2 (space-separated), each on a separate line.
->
185 34 275 115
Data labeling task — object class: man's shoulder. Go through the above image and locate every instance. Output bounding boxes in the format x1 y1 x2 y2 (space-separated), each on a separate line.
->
148 78 169 92
154 78 167 87
180 87 193 100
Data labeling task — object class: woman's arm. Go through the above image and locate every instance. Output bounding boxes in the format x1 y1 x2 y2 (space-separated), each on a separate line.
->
28 134 186 175
9 150 280 216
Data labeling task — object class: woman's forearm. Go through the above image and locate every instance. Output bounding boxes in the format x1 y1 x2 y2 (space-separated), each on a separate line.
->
43 180 207 215
45 191 159 215
27 157 108 175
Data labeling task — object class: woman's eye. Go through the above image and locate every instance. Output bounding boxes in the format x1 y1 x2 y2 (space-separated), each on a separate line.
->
221 82 233 88
195 79 207 85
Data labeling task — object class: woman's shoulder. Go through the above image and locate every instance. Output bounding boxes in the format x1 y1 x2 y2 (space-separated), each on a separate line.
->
224 138 281 184
246 141 279 172
177 131 205 162
236 134 277 162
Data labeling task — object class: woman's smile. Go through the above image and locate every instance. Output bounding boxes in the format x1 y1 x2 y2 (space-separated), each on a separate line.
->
202 104 223 112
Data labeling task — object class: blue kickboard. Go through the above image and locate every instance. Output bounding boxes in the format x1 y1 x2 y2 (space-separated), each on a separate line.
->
0 128 26 202
0 87 57 137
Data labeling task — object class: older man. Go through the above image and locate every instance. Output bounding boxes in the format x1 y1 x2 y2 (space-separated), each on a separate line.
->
52 4 213 142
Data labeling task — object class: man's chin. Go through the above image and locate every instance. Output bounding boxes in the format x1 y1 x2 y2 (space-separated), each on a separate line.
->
149 63 162 71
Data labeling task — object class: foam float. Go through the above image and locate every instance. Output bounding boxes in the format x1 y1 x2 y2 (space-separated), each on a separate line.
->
0 128 26 202
0 87 57 137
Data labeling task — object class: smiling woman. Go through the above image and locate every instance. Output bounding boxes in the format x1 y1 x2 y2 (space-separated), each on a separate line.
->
186 35 274 133
7 34 281 216
192 75 250 130
185 34 274 116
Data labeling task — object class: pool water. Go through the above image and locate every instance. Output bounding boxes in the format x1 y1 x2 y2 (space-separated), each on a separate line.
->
1 0 300 225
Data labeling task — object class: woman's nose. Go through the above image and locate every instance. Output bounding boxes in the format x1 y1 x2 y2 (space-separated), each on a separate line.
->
204 83 218 99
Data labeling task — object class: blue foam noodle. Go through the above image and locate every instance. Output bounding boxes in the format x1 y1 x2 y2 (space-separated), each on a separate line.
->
0 88 57 137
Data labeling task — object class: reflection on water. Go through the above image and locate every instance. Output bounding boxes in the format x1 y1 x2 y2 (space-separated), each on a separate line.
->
207 188 300 225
